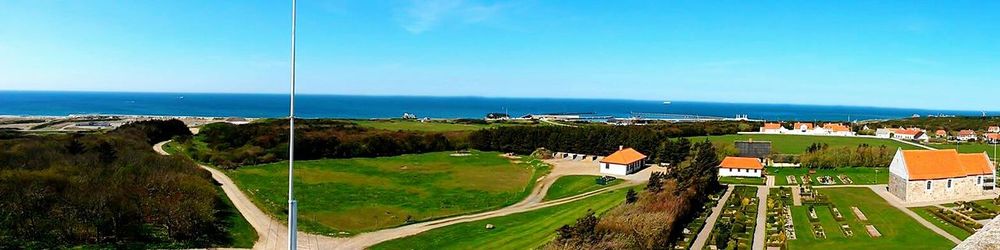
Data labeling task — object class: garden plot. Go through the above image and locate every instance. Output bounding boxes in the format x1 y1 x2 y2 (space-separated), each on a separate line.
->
787 188 954 249
765 187 795 249
705 186 759 250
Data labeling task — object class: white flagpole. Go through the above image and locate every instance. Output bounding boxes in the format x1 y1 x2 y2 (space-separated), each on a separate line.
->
288 0 298 249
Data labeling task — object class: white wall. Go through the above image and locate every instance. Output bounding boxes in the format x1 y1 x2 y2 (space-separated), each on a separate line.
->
600 162 628 176
718 167 762 178
888 149 909 180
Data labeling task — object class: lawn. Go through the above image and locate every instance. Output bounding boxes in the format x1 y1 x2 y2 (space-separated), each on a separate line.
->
229 151 547 235
769 167 888 186
349 119 505 132
787 187 955 249
719 176 766 185
543 175 622 201
930 142 999 159
689 134 920 154
370 188 627 250
908 207 973 240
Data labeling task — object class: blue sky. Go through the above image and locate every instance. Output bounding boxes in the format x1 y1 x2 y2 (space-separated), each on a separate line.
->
1 0 998 111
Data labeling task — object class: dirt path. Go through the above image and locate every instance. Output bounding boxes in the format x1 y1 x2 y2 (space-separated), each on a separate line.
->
154 141 649 249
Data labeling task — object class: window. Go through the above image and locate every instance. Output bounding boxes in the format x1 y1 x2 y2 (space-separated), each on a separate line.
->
978 176 983 185
926 181 932 190
947 179 953 188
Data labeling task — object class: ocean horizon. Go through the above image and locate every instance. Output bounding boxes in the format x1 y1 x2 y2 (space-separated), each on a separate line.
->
0 90 994 121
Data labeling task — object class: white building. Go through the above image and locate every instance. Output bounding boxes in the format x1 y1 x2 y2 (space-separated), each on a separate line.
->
875 128 893 138
598 147 648 176
989 126 1000 133
888 149 996 203
893 129 928 142
986 133 1000 144
718 156 764 178
822 123 855 136
958 130 977 141
759 123 788 134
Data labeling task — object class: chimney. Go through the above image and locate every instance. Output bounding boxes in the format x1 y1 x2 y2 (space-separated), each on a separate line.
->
619 145 623 151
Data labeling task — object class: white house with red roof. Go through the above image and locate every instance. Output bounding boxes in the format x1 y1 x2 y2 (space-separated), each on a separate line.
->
888 149 996 203
989 126 1000 133
718 156 764 178
958 130 977 141
986 133 1000 144
893 128 928 142
759 123 787 134
821 123 855 136
599 147 648 176
935 129 947 138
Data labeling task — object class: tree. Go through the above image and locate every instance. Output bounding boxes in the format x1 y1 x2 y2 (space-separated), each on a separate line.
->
715 222 732 249
646 172 665 193
626 188 638 204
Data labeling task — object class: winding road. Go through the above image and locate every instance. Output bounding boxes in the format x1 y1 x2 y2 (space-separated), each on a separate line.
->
153 141 651 249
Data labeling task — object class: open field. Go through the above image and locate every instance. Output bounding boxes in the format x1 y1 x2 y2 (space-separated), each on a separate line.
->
543 175 621 201
349 119 518 132
229 151 546 235
929 143 999 159
908 207 973 240
769 167 889 186
689 134 921 154
719 176 765 185
787 187 954 249
369 188 627 250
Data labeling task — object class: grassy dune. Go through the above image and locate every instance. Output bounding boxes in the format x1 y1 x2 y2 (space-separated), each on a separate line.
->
689 134 920 154
543 175 621 201
229 151 547 235
370 188 627 250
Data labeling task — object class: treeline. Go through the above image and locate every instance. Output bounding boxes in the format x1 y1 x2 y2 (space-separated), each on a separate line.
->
546 141 723 249
0 120 238 248
182 119 457 169
469 121 755 157
865 116 1000 132
798 143 893 168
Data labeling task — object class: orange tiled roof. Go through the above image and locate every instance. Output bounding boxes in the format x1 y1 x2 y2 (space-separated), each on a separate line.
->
762 123 783 129
959 130 976 136
986 133 1000 140
895 129 922 136
719 157 763 170
793 122 814 130
601 148 647 165
901 150 995 180
936 130 947 135
823 123 851 132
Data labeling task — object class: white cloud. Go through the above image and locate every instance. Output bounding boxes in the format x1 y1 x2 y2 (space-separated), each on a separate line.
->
396 0 506 34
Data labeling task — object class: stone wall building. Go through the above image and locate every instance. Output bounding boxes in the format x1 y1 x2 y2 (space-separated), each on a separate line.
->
888 149 996 203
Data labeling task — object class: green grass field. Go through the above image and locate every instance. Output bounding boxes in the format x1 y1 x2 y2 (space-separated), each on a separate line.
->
543 175 621 201
769 167 889 186
370 188 627 250
908 207 973 240
689 134 920 154
349 120 508 132
719 176 766 185
787 188 954 249
229 151 547 235
929 143 999 158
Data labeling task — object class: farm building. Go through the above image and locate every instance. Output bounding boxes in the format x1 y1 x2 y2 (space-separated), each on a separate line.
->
735 140 772 159
718 156 764 178
986 133 1000 144
598 147 647 176
875 128 893 138
888 149 997 203
935 129 947 138
759 123 787 133
989 126 1000 133
893 129 928 142
958 130 977 141
821 123 855 136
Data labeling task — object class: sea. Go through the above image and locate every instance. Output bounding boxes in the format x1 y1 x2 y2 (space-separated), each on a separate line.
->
0 91 994 121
